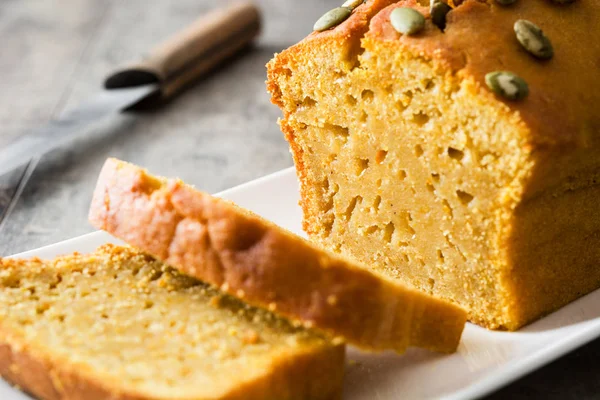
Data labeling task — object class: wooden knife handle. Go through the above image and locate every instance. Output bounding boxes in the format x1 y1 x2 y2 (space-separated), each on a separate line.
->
104 1 261 101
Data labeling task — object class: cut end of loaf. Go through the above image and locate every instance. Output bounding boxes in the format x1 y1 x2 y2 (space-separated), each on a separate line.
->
89 158 467 353
267 4 534 330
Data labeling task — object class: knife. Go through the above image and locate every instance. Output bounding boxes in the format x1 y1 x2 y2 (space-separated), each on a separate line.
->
0 1 261 226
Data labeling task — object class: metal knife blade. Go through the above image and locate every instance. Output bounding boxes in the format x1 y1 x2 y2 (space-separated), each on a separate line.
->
0 1 261 236
0 84 157 178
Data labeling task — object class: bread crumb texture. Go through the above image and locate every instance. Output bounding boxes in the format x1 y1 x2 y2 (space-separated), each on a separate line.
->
267 0 600 330
89 158 467 354
0 245 344 400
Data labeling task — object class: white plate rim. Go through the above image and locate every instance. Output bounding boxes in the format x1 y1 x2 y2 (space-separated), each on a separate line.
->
5 166 600 400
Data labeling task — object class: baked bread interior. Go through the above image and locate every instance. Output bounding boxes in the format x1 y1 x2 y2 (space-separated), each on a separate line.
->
89 158 467 353
267 0 600 330
0 245 344 400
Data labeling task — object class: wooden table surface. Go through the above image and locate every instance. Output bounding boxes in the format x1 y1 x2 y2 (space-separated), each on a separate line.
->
1 1 598 398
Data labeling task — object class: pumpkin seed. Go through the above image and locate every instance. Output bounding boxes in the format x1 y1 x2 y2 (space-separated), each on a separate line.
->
494 0 517 5
514 19 553 59
314 7 352 32
431 0 452 31
390 7 426 36
485 71 529 100
342 0 365 9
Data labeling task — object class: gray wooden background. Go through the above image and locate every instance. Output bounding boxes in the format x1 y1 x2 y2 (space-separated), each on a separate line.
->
0 0 598 398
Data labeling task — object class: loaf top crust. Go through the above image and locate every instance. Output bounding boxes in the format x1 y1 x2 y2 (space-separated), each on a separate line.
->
280 0 600 146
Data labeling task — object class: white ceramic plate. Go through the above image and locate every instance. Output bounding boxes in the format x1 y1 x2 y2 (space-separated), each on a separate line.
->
4 167 600 400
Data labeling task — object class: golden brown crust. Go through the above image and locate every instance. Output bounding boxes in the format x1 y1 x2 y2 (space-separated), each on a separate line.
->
277 119 315 237
0 333 345 400
0 245 345 400
265 0 397 244
89 158 466 353
271 0 600 146
370 0 600 146
223 342 345 400
266 0 600 331
0 331 146 400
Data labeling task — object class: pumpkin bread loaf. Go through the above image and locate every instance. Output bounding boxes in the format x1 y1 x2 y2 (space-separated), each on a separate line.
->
267 0 600 330
89 158 467 353
0 245 344 400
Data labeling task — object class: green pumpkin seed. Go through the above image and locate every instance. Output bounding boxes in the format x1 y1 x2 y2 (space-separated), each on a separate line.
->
485 71 529 100
314 7 352 32
514 19 553 59
431 0 452 31
390 7 426 36
494 0 517 5
342 0 365 9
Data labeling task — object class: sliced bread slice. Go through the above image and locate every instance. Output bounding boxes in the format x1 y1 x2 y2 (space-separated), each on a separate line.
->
0 245 344 400
89 158 467 353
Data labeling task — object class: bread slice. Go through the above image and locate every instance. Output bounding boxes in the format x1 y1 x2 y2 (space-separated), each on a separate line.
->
266 0 600 330
89 158 466 353
0 245 344 400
